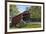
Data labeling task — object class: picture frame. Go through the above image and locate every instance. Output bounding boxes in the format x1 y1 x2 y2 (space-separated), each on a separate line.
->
5 0 44 34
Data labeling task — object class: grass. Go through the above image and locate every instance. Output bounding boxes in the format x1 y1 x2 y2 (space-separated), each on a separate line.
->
10 22 41 28
21 23 41 28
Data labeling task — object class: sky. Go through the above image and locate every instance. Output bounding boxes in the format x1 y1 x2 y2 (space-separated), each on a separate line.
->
16 5 31 13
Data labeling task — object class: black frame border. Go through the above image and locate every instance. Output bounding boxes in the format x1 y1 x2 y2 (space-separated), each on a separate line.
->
5 1 44 34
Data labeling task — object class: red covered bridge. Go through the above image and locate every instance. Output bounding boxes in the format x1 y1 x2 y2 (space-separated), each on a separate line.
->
11 11 30 27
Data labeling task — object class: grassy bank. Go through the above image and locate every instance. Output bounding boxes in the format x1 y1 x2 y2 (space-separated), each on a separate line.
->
21 23 41 28
10 22 41 28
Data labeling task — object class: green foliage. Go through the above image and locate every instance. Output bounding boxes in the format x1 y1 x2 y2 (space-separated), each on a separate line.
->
10 5 20 17
28 6 41 18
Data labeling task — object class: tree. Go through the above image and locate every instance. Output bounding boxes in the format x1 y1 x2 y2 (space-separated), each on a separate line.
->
10 5 20 17
28 6 41 18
